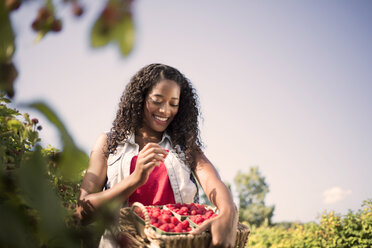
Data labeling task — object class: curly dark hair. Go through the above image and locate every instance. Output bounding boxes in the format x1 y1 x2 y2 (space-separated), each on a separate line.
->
108 63 203 170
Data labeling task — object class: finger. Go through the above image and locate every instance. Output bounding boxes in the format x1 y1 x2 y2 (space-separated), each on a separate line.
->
140 153 166 166
143 161 160 171
140 142 163 153
140 146 168 159
190 219 212 235
142 148 168 161
145 150 168 161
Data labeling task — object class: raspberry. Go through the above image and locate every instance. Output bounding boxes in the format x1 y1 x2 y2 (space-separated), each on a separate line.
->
205 210 214 218
5 0 21 11
161 209 172 216
171 216 179 225
197 216 205 224
152 222 161 228
150 217 157 225
72 3 84 17
152 211 160 218
159 224 169 232
196 204 206 214
181 220 189 229
180 206 188 213
161 215 171 223
51 19 62 32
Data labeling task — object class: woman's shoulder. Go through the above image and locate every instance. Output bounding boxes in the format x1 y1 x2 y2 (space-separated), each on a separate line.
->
91 132 109 154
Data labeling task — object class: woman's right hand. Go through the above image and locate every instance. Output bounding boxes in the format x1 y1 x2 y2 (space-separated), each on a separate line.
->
132 143 168 186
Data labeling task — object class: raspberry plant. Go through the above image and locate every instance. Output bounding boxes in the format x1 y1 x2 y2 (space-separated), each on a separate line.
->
1 0 135 99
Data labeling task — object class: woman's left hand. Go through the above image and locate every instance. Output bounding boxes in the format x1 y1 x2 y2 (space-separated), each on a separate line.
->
191 208 238 248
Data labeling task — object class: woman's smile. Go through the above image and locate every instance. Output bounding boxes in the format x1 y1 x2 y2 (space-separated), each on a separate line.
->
142 79 180 134
153 115 169 123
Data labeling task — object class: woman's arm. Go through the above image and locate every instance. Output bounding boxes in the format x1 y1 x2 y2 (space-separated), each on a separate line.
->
75 133 140 224
191 150 238 248
75 133 168 224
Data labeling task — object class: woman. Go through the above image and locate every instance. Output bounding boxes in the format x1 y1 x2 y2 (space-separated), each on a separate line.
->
75 63 238 247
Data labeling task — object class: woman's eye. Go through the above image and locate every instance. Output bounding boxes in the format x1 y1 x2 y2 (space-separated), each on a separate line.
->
151 99 162 105
170 104 179 107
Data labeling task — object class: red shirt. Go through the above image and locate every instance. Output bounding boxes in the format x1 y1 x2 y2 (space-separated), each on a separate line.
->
128 155 175 206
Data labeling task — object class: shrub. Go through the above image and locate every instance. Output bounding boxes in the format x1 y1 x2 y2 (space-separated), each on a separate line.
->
247 199 372 248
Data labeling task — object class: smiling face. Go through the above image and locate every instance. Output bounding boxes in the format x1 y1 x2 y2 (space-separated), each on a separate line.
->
142 79 181 134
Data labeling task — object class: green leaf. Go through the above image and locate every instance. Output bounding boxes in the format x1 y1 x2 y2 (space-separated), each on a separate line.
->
90 17 112 48
7 118 22 132
59 145 89 182
26 102 88 182
0 3 15 62
17 146 78 247
0 203 37 248
117 14 134 56
90 4 134 56
0 93 11 103
27 130 39 145
27 102 71 143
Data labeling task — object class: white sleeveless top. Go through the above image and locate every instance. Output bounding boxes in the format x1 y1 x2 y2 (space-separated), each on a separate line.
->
99 132 198 247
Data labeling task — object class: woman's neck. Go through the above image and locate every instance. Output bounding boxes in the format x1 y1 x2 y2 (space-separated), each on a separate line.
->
135 128 163 150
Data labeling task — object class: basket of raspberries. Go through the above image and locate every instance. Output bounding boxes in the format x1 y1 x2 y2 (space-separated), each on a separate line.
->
132 204 193 234
119 202 250 248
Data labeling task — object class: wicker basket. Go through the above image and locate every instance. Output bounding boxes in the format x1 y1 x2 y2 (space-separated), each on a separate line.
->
119 202 250 248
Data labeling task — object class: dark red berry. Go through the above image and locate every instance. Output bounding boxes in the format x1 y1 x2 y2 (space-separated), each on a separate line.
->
5 0 21 11
38 7 52 21
152 222 161 228
159 224 169 232
51 19 62 32
174 226 182 233
31 19 41 31
32 118 39 124
181 220 189 229
72 3 84 17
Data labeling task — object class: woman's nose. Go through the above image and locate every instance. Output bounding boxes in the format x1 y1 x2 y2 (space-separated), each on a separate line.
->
159 103 169 115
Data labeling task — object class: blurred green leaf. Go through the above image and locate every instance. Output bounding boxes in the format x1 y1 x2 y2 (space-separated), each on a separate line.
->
90 17 112 48
0 203 38 248
90 2 134 57
60 145 89 182
17 146 78 247
7 118 22 132
0 2 15 63
27 101 88 182
27 102 70 143
118 14 134 56
0 94 11 103
0 95 19 116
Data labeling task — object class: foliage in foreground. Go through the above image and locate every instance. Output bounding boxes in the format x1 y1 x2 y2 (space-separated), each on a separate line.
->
0 95 109 247
247 199 372 248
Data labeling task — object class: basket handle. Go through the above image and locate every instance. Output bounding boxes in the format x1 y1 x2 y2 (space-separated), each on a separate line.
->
131 202 151 228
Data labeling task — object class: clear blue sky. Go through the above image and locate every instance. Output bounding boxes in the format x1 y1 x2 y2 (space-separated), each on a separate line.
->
10 0 372 223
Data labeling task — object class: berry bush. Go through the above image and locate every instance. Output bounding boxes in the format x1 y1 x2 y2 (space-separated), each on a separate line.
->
248 199 372 248
0 95 110 247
